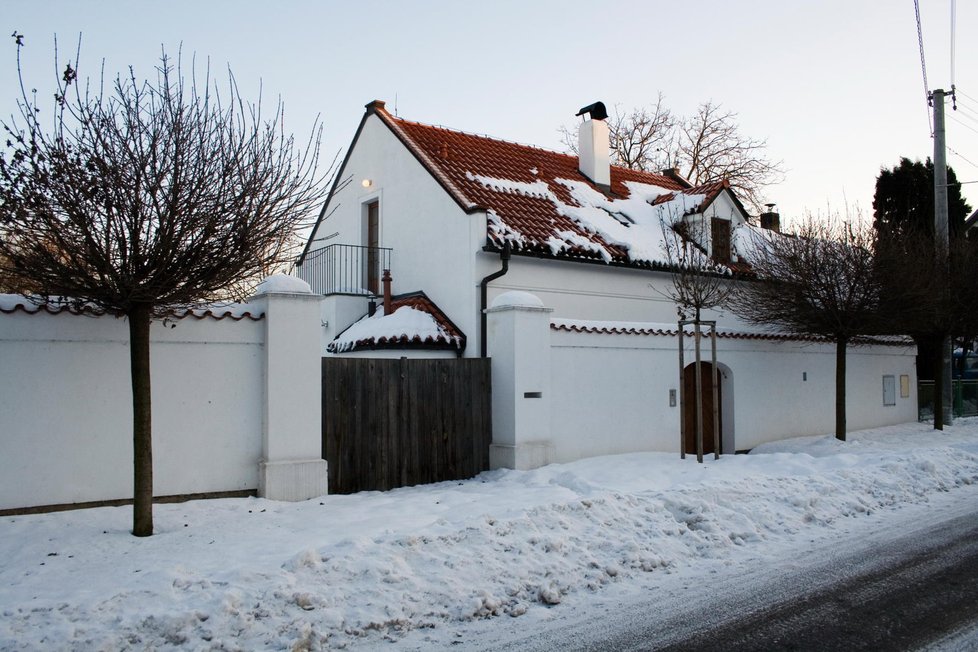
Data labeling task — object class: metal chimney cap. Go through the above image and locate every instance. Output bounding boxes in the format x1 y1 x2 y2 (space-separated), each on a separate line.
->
575 101 608 121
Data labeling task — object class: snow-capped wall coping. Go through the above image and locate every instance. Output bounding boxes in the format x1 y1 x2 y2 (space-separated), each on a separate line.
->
255 274 313 295
487 290 550 312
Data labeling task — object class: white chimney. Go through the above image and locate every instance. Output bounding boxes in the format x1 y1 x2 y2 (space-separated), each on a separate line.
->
577 107 610 188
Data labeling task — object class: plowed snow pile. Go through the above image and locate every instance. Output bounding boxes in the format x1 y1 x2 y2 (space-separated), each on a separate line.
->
2 420 978 650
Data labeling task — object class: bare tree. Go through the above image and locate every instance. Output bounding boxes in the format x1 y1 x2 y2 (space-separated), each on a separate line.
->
729 216 881 441
559 98 783 211
675 101 783 211
659 220 734 461
0 37 331 536
560 95 674 171
660 219 733 322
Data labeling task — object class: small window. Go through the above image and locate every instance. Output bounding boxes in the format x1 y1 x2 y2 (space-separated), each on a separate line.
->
900 375 910 398
711 218 731 262
882 375 896 406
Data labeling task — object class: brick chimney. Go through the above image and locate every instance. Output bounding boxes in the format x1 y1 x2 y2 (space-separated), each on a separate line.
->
576 102 610 189
382 269 392 315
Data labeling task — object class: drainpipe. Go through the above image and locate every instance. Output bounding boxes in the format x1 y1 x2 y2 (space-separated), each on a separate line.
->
382 269 392 315
479 242 511 358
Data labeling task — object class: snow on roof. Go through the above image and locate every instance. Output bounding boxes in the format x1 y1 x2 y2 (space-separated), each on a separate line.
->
370 106 750 268
328 292 465 353
373 105 765 268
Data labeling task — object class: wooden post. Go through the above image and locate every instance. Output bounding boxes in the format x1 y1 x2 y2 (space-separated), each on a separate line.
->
694 321 703 464
710 322 720 460
678 320 686 459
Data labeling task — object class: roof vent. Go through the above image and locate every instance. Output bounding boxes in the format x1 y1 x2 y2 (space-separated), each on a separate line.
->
575 101 608 121
576 101 610 189
760 203 780 233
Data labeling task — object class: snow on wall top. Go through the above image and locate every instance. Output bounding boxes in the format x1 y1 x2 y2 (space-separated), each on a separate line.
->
255 274 312 295
0 294 265 321
490 290 546 310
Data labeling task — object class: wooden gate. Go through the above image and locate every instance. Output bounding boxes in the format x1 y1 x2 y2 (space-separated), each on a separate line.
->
683 361 721 456
322 357 492 494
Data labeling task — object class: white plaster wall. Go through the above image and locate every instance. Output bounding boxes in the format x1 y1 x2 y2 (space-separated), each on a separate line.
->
550 331 679 462
0 310 264 510
550 328 918 460
488 257 743 327
305 114 486 358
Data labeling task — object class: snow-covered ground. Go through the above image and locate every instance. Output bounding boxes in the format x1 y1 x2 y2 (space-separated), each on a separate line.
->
2 420 978 650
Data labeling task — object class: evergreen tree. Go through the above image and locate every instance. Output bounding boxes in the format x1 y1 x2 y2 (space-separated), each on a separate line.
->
872 157 971 240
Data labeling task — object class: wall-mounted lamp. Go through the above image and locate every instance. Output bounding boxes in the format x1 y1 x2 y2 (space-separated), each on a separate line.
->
361 179 373 188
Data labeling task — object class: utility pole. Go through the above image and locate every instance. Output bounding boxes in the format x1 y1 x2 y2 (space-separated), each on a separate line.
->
932 88 953 427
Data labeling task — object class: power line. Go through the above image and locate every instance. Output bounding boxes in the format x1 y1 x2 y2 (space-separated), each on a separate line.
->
948 146 978 170
948 113 978 137
914 0 933 135
957 88 978 104
950 103 978 127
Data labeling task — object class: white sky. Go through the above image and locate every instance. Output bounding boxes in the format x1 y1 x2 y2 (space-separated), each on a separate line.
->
2 1 976 226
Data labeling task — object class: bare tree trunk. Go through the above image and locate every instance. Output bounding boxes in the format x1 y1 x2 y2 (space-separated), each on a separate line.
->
835 337 847 442
129 304 154 536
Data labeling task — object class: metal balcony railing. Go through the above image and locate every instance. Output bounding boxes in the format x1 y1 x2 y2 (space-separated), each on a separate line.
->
297 244 393 296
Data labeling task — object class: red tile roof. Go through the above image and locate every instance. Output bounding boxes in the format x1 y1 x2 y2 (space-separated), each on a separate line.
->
371 102 709 266
327 291 466 353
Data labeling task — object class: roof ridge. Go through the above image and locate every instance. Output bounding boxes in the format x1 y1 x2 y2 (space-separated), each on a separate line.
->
382 108 678 183
387 114 581 163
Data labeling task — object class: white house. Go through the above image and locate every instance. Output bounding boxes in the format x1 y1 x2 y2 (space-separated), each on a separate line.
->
298 100 917 468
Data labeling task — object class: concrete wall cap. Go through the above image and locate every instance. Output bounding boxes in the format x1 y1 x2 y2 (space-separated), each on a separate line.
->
490 290 545 310
255 274 312 295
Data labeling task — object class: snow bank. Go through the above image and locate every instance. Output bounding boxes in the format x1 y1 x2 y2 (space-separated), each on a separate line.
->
2 420 978 649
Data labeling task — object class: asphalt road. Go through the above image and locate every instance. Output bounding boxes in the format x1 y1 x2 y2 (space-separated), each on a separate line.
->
478 490 978 652
647 511 978 651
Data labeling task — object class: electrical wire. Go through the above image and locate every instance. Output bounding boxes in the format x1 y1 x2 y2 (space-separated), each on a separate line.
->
949 103 978 127
914 0 933 134
948 146 978 170
948 114 978 137
957 88 978 104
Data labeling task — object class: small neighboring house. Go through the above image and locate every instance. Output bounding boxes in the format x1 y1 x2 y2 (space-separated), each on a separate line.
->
298 100 917 466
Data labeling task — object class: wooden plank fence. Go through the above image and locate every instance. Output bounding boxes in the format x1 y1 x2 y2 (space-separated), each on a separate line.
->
322 357 492 494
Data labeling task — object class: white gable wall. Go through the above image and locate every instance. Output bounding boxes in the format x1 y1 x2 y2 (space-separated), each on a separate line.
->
306 114 487 356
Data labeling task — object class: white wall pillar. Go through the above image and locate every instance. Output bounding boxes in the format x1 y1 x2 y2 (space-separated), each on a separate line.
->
250 275 328 500
486 291 554 470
